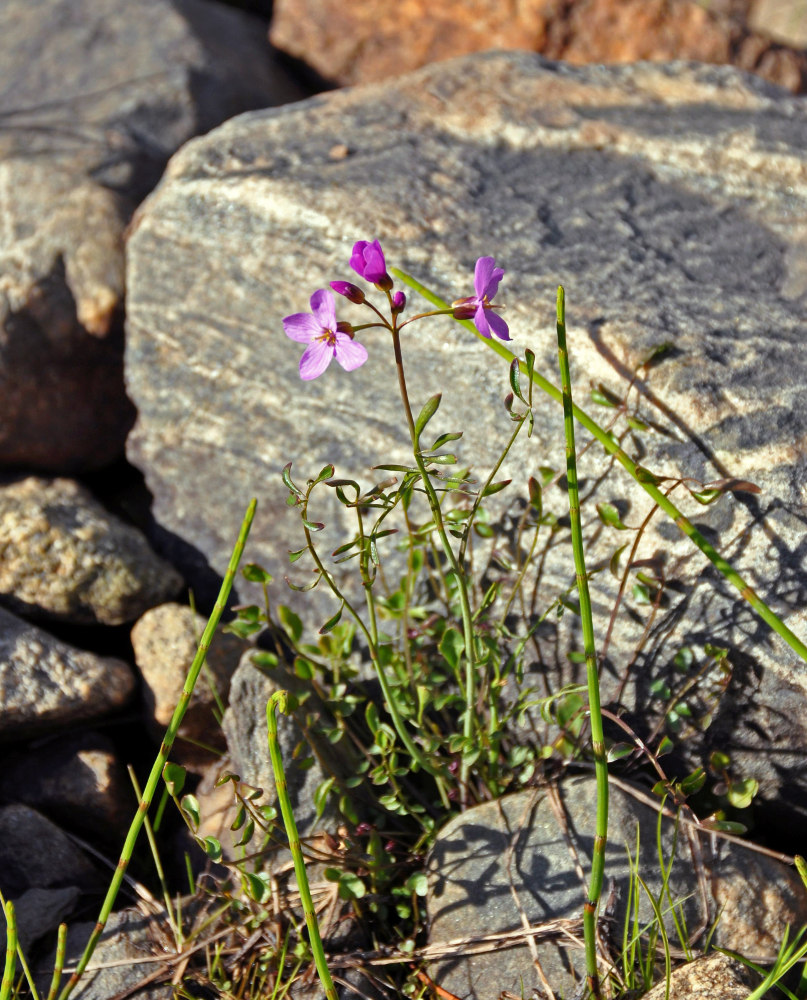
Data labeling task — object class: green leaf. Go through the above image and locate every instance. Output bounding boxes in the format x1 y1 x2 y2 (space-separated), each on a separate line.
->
282 462 302 497
607 743 633 763
431 431 463 450
319 604 344 634
241 563 273 583
405 872 429 897
230 804 246 832
509 359 527 405
626 416 648 432
673 646 694 672
439 628 464 671
338 872 366 900
234 819 255 848
315 464 335 484
635 465 661 485
527 476 542 516
609 543 628 577
727 778 758 810
245 872 272 903
590 385 619 407
288 547 306 563
481 479 511 497
163 762 186 797
301 518 325 531
597 502 630 530
702 818 747 834
181 794 200 829
284 573 321 592
314 777 335 819
656 736 674 757
414 393 442 443
293 657 314 680
278 605 303 642
197 836 222 862
632 582 651 604
795 855 807 891
680 768 706 796
710 750 731 771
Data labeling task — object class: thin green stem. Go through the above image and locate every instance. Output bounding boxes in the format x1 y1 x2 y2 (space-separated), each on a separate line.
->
56 498 257 1000
392 267 807 666
1 900 16 1000
45 924 67 1000
300 512 445 783
266 692 338 1000
556 286 607 1000
390 326 479 802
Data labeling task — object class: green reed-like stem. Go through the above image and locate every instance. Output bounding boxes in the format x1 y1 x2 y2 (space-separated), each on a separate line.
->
57 499 257 1000
390 326 479 801
266 692 338 1000
45 924 67 1000
1 900 16 1000
392 267 807 667
556 286 608 999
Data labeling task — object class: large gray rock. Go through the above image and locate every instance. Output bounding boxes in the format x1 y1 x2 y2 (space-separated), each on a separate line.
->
125 54 807 826
426 777 805 997
0 606 135 739
0 476 183 625
0 0 305 471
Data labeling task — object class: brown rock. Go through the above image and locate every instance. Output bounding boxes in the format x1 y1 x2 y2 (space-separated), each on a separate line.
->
0 732 131 842
270 0 807 92
131 603 247 767
641 952 765 1000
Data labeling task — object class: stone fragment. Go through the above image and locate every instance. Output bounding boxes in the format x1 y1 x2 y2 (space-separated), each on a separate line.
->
750 0 807 46
0 0 306 471
131 602 247 767
641 952 765 1000
0 804 101 897
0 476 183 625
125 55 807 828
0 732 131 841
269 0 807 91
222 652 367 836
37 909 174 1000
13 886 81 955
426 777 805 996
0 606 135 739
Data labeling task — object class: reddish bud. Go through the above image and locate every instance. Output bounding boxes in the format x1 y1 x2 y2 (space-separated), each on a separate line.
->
336 321 354 336
330 280 365 304
391 291 406 315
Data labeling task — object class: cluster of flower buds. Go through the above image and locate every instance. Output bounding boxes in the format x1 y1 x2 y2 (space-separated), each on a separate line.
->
283 239 509 379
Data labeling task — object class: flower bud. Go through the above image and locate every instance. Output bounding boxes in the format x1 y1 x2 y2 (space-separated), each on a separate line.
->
391 291 406 315
330 280 365 304
336 320 354 336
375 273 393 292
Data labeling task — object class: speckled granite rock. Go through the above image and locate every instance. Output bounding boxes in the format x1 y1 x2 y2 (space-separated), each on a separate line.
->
0 0 305 471
642 952 766 1000
426 777 803 996
0 476 183 625
0 606 135 739
125 55 807 826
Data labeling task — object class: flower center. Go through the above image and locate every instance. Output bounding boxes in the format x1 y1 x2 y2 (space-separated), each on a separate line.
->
318 326 337 347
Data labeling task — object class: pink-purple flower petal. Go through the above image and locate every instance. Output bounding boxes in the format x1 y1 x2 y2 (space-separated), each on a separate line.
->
283 312 322 343
334 335 368 372
310 288 337 329
350 239 388 283
299 340 335 380
486 309 510 341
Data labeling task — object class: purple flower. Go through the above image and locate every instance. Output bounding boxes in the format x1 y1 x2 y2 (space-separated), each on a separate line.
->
454 256 510 341
283 289 368 380
350 239 391 286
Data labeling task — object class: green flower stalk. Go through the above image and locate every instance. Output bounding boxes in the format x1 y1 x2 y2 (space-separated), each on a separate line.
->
392 266 807 668
1 900 16 1000
57 498 257 1000
266 691 337 1000
556 286 608 999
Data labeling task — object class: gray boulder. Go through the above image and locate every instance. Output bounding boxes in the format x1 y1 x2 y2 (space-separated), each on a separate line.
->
125 54 807 823
0 0 305 471
0 606 135 739
426 777 805 997
0 476 183 625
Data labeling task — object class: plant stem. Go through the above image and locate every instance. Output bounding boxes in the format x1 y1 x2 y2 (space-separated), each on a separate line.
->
392 267 807 667
56 498 257 1000
390 326 479 802
1 900 16 1000
266 692 338 1000
556 286 607 999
